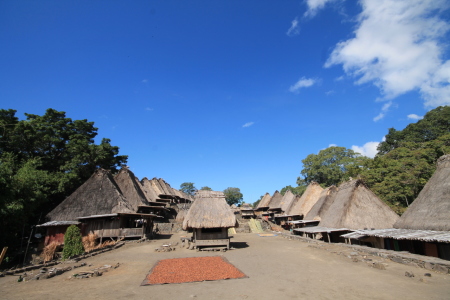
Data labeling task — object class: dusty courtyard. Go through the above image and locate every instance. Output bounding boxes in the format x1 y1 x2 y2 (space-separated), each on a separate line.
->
1 232 449 300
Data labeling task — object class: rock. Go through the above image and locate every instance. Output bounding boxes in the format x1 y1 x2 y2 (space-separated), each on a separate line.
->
350 252 358 256
372 262 386 270
424 273 432 277
390 257 404 264
424 262 434 270
405 271 414 277
432 264 449 274
352 257 359 263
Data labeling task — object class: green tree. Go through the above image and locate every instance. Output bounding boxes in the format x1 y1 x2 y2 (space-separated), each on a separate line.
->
223 187 243 206
200 186 212 191
62 225 84 260
280 184 307 196
0 108 127 250
378 106 450 155
361 134 450 213
180 182 197 196
298 146 369 187
253 195 263 208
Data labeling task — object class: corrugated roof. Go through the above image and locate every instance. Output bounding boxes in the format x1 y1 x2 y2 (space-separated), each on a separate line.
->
341 228 450 243
294 226 349 233
37 221 80 227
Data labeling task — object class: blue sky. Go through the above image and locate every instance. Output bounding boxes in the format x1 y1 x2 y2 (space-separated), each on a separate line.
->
1 0 449 204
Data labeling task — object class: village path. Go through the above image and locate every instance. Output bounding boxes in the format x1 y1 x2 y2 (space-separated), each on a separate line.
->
1 232 449 300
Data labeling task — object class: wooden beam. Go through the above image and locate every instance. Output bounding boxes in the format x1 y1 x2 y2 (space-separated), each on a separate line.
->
0 247 8 265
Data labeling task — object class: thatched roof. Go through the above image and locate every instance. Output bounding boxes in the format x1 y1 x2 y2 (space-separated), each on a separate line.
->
46 169 134 221
288 182 323 216
157 178 172 195
268 191 283 209
319 179 399 230
256 193 272 209
140 177 160 202
280 190 297 213
305 186 338 221
183 190 236 229
114 167 149 211
394 154 450 231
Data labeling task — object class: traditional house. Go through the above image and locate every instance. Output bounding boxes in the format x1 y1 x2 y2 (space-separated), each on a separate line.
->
41 168 157 245
304 186 338 221
296 179 399 243
254 193 272 218
288 182 323 217
343 155 450 260
274 191 302 227
240 203 255 219
266 191 283 217
183 190 237 251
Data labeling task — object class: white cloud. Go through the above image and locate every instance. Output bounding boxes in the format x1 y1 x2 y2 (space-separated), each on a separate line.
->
242 122 254 128
145 107 154 111
373 101 392 122
352 141 379 158
289 77 317 92
141 79 148 83
324 0 450 108
325 90 335 95
328 143 337 147
287 17 300 36
304 0 337 17
407 113 423 120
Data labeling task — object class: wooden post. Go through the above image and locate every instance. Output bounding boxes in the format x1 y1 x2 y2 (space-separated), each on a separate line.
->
0 247 8 265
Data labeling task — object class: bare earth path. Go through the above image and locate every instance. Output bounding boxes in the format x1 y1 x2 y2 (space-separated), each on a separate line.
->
1 232 449 300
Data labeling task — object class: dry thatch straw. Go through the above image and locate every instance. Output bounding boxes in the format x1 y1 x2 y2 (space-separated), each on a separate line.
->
183 191 237 230
41 242 61 262
150 178 164 196
82 233 98 252
46 169 134 221
305 186 338 221
279 190 297 213
394 154 450 231
256 193 272 208
176 209 188 223
267 191 283 209
319 179 399 230
140 177 160 202
288 182 323 216
114 167 149 211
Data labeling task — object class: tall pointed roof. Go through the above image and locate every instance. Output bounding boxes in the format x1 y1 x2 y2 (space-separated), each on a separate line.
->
140 177 160 202
268 191 283 209
114 167 149 211
288 182 323 216
46 169 133 221
305 186 338 221
183 190 236 229
256 193 272 208
394 154 450 231
280 190 297 213
319 179 399 230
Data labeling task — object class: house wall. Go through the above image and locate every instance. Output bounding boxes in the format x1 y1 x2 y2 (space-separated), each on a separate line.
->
194 227 228 240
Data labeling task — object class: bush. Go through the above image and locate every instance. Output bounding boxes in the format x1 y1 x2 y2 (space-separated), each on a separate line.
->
62 225 84 260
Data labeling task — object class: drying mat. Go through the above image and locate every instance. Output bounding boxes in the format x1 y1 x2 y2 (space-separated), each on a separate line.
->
258 233 277 237
141 256 247 285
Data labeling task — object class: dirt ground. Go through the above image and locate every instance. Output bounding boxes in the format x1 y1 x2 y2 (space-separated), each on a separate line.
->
1 232 449 300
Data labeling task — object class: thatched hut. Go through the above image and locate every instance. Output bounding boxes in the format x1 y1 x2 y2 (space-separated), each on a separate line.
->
304 186 338 221
280 190 297 213
43 168 157 243
114 167 149 211
183 190 237 251
274 191 303 226
140 177 160 202
288 182 323 217
256 193 272 209
46 169 134 222
240 203 255 219
394 154 450 231
319 179 399 230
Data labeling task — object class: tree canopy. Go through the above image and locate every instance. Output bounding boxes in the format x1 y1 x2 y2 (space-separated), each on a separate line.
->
0 108 127 250
200 186 212 191
297 146 369 187
223 187 243 206
180 182 197 196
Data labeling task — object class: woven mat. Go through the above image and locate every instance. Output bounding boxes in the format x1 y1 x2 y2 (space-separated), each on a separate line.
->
141 256 247 285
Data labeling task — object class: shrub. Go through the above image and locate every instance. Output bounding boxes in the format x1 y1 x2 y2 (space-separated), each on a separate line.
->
62 225 84 260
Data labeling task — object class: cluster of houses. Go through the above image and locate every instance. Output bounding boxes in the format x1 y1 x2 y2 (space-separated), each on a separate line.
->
37 154 449 261
38 167 194 245
246 154 450 261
